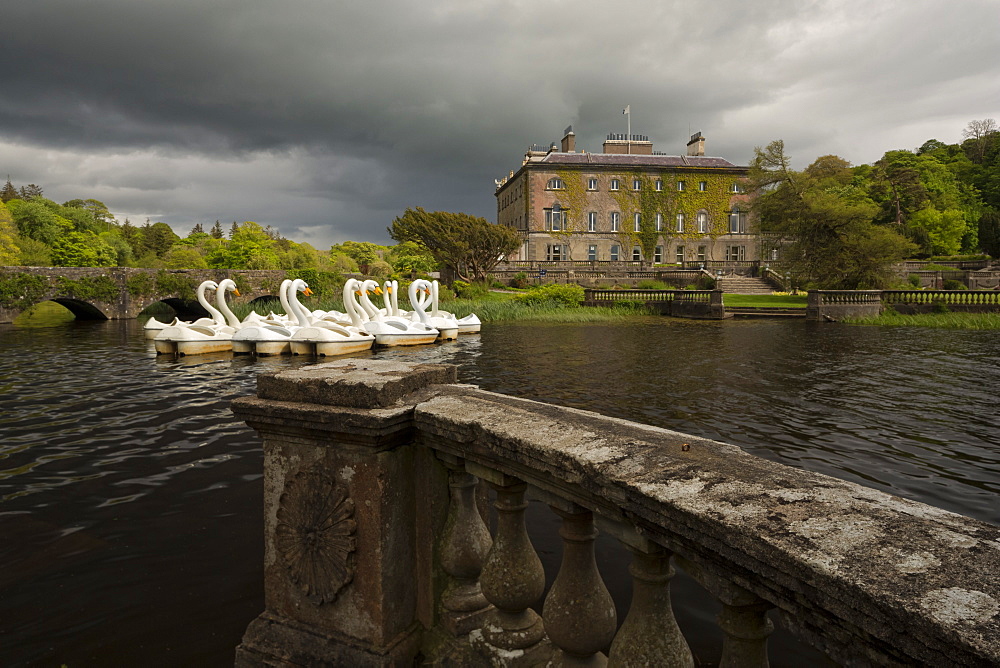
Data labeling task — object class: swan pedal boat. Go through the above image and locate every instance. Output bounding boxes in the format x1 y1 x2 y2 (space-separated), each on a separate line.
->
154 324 235 355
361 279 440 347
290 324 375 356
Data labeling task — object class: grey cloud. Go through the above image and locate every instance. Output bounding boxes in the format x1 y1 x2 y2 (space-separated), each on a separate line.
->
1 0 997 248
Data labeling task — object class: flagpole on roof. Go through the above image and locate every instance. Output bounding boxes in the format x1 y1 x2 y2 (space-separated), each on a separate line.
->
623 105 631 154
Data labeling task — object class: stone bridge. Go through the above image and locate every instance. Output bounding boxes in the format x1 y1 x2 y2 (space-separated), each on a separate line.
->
0 266 290 324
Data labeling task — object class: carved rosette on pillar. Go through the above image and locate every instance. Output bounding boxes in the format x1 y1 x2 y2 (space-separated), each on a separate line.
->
231 360 457 667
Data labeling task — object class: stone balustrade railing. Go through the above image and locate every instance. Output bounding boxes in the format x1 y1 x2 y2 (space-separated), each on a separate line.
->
808 289 1000 320
583 288 723 318
882 289 1000 305
231 360 999 667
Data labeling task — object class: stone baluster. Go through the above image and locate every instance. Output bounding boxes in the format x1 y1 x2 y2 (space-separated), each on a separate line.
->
471 467 549 663
436 454 493 636
608 544 693 668
676 556 774 668
543 505 617 667
717 597 774 668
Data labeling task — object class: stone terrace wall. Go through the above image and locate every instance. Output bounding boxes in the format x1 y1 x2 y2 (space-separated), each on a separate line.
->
231 360 1000 667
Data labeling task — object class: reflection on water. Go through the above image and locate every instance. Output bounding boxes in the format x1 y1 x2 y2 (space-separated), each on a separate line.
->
1 317 998 666
11 300 77 327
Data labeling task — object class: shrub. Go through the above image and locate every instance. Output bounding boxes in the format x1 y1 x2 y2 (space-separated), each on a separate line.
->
636 279 669 290
367 260 393 278
509 271 529 289
515 283 585 307
453 280 489 299
908 274 922 287
942 279 967 290
126 272 155 296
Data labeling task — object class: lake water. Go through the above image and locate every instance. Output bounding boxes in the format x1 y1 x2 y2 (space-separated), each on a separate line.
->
1 315 998 666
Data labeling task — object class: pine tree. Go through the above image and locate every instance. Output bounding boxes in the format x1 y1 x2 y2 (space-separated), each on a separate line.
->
19 184 43 200
209 220 224 239
229 221 240 238
189 223 205 236
1 176 17 203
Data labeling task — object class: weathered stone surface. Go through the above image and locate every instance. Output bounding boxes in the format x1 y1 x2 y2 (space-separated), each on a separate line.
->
256 359 458 408
233 360 1000 667
414 386 1000 667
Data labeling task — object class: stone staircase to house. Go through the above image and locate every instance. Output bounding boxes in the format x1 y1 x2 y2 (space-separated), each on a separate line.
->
715 276 776 294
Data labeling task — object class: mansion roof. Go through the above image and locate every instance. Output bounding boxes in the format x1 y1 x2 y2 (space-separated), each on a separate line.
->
538 153 743 169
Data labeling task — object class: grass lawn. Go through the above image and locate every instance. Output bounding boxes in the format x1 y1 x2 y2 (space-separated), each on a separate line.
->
721 294 808 308
843 312 1000 329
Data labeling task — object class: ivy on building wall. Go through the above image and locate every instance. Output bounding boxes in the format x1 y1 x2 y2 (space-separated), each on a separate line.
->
0 271 49 309
609 171 742 260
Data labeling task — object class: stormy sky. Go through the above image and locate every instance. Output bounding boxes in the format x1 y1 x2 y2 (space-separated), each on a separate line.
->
2 0 997 248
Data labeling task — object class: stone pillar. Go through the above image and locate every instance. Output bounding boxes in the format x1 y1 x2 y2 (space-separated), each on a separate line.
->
231 359 457 667
543 506 617 667
710 288 726 319
675 556 774 668
436 454 493 635
609 545 693 667
718 598 774 668
471 468 550 665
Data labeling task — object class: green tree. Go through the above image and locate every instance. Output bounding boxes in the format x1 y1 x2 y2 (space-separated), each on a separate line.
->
16 236 52 266
0 177 17 203
163 246 209 269
386 240 438 275
63 199 115 232
0 201 20 265
19 184 43 200
50 231 116 267
750 140 915 289
389 207 521 282
210 220 224 239
278 241 320 269
207 221 280 269
7 199 72 246
979 209 1000 258
962 118 998 164
142 222 180 257
332 240 385 271
189 223 205 236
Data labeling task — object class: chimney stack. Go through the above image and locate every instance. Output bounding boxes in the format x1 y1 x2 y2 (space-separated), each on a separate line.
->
686 132 705 156
561 125 576 153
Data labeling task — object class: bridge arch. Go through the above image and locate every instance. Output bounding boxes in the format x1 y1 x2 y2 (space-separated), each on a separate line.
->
50 298 109 320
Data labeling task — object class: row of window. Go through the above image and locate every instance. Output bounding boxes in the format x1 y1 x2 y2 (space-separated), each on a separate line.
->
545 244 748 263
547 177 743 193
544 207 747 233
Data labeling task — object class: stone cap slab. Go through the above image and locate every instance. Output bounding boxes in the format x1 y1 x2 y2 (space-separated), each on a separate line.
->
256 359 458 409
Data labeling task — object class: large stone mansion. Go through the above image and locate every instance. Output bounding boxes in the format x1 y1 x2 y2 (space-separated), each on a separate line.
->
495 126 765 265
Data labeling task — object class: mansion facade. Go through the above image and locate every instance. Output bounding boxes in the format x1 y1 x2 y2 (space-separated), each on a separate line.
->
495 126 766 265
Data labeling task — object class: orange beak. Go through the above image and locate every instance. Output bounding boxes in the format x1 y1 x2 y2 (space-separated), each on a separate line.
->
304 287 314 296
233 288 241 297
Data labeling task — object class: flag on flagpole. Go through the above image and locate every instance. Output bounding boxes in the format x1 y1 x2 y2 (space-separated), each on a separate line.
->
623 105 630 115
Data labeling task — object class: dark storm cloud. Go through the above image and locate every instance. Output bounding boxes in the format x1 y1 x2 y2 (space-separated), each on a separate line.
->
1 0 997 246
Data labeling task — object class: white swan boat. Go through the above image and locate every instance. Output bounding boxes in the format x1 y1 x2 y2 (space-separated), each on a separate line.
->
231 279 309 355
153 281 237 355
143 279 221 339
289 279 375 356
429 280 480 334
362 280 439 347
